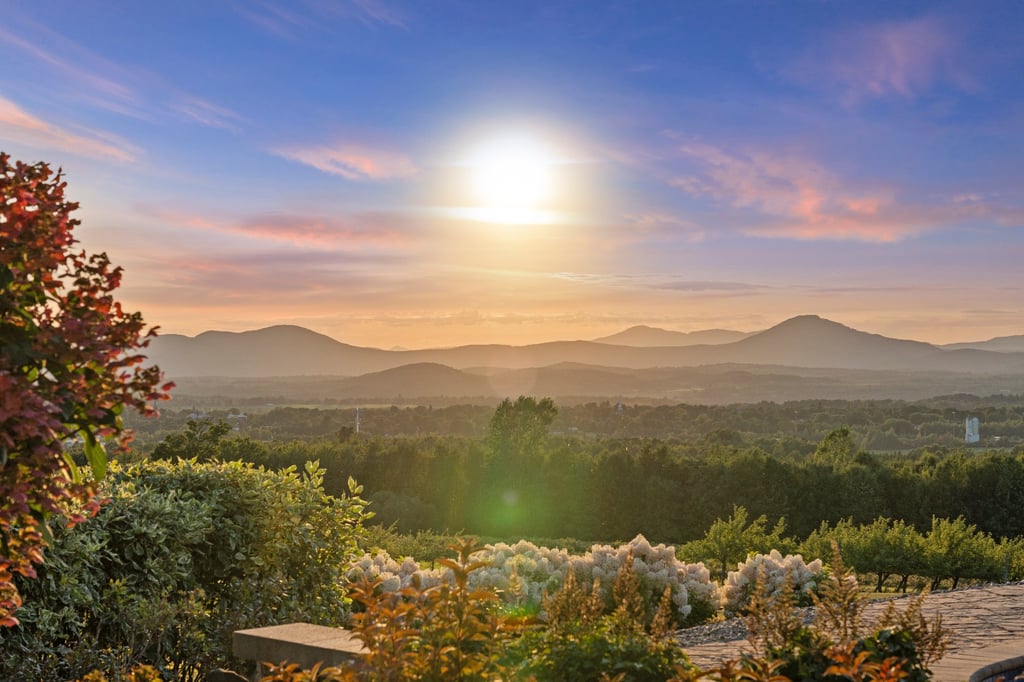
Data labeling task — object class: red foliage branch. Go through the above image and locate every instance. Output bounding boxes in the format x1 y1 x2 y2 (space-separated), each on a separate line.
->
0 153 172 625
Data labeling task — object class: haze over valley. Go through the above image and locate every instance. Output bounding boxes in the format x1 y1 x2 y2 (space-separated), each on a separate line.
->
152 315 1024 404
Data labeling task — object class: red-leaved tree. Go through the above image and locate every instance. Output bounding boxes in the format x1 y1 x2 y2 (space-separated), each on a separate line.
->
0 153 172 625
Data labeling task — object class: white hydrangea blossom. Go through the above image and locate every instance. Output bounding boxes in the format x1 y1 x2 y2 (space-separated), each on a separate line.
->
345 550 447 591
575 535 707 620
721 549 824 616
346 534 719 626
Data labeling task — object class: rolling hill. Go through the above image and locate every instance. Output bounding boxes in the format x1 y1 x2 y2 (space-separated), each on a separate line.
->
942 335 1024 353
592 325 752 346
147 315 1024 380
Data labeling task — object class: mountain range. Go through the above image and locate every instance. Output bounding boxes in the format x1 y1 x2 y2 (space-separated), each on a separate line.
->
150 315 1024 380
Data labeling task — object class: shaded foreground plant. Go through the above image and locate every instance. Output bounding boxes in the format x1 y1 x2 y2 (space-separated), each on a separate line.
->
2 459 369 681
740 542 949 682
347 537 518 681
512 549 693 681
77 541 950 682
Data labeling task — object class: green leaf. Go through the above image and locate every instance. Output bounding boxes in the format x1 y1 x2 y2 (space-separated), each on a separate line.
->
83 431 108 481
62 447 82 484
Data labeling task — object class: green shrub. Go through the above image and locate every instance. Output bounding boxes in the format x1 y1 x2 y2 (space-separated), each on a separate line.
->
0 459 370 681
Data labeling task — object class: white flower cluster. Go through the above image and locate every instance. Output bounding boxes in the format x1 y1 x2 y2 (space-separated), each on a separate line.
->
345 551 447 593
467 539 574 606
346 535 719 625
573 534 718 622
721 549 824 616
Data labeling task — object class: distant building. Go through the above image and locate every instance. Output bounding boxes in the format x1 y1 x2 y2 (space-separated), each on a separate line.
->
965 416 980 444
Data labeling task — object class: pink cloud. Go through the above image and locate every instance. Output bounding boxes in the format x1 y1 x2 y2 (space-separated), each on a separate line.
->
235 213 410 248
670 140 964 242
0 95 136 161
137 205 412 249
273 143 417 180
790 16 974 104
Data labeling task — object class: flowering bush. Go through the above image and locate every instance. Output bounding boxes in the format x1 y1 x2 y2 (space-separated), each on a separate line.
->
573 535 718 626
345 551 448 593
348 534 719 627
721 549 824 616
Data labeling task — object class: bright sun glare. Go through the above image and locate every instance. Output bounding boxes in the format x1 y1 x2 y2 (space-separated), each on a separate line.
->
468 134 555 215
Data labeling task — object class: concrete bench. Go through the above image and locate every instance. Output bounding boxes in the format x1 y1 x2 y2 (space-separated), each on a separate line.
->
233 622 366 677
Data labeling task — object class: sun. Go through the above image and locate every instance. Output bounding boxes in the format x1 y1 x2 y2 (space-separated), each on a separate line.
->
467 134 555 212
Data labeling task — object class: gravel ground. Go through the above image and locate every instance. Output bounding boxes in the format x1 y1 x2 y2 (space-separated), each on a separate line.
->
674 606 816 648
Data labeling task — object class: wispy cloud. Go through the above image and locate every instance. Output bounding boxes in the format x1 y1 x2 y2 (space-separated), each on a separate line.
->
624 212 704 243
0 23 142 117
172 95 243 131
668 139 958 242
235 213 411 247
553 271 767 294
788 15 974 104
0 15 240 129
273 143 417 180
0 95 136 161
350 0 407 28
238 0 407 37
137 204 414 249
146 250 394 296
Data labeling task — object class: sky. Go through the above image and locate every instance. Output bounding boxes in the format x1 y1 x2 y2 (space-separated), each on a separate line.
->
2 1 1023 349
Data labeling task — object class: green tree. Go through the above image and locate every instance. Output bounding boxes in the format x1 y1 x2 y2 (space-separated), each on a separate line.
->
924 516 1001 589
678 505 791 579
0 155 170 626
812 426 858 468
486 395 557 459
151 419 232 461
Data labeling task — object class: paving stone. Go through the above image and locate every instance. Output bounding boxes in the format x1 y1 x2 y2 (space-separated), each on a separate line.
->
682 583 1024 681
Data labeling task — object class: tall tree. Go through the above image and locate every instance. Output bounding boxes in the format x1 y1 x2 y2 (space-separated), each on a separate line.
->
0 154 171 625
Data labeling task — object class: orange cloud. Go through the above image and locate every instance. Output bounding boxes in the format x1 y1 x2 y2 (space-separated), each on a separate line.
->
235 213 411 248
274 143 417 180
0 95 136 161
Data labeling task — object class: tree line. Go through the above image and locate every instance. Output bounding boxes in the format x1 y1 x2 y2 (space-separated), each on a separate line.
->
138 397 1024 544
127 395 1024 453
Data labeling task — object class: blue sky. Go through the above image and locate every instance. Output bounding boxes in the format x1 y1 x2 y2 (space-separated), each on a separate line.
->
2 1 1023 347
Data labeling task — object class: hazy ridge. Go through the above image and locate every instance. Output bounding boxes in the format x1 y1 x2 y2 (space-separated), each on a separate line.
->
151 315 1024 403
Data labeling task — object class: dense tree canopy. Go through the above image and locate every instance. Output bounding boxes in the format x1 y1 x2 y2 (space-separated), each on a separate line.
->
0 154 170 625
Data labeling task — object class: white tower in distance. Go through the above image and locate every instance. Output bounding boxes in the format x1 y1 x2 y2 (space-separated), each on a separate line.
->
965 416 980 444
355 407 360 434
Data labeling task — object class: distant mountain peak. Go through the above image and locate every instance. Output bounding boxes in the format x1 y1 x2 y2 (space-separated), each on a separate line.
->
594 325 752 347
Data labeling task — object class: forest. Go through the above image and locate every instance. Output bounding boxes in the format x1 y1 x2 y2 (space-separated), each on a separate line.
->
128 396 1024 544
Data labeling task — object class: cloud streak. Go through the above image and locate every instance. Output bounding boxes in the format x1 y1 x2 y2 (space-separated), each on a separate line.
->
273 143 417 180
553 271 767 294
0 15 240 129
0 95 136 161
137 205 414 249
239 0 407 37
668 139 983 242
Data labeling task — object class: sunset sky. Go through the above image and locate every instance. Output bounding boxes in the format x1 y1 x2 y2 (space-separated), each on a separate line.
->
2 1 1023 348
